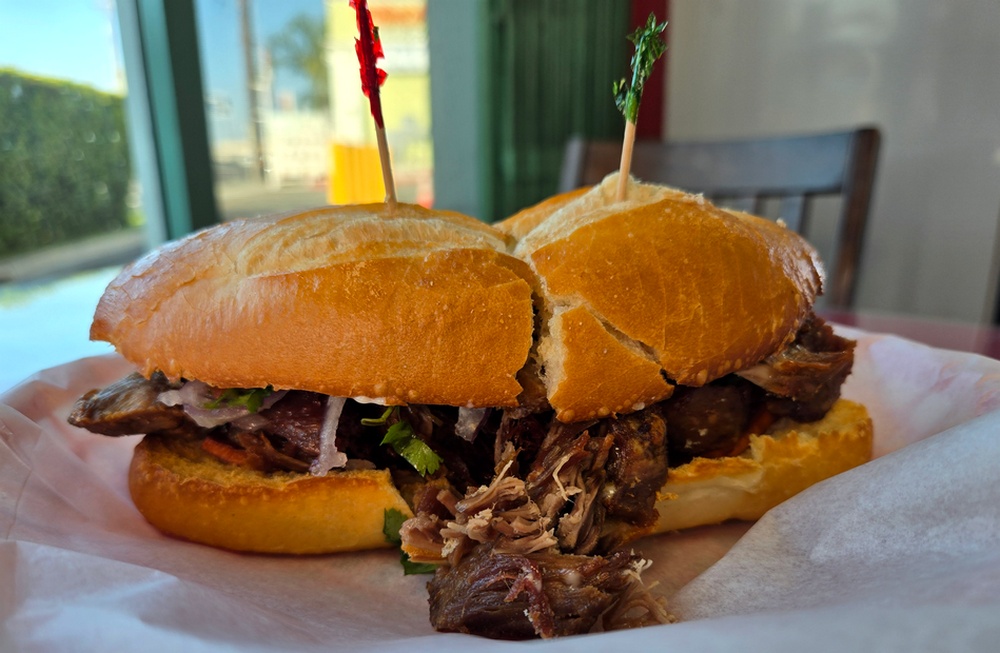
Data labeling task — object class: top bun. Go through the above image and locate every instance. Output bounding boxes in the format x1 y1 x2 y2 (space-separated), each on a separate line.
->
93 176 823 422
92 203 536 408
499 174 823 422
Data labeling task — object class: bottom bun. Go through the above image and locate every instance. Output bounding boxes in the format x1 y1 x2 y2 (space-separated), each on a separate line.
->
652 399 873 533
129 434 413 554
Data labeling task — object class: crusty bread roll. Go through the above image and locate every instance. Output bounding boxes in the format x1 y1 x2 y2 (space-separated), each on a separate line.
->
652 398 873 533
497 186 590 241
502 173 823 422
129 433 413 553
94 180 823 426
92 203 536 408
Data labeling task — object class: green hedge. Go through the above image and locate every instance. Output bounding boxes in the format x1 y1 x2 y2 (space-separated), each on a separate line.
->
0 69 132 259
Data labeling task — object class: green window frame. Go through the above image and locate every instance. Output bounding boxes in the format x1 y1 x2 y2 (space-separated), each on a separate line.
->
117 0 219 243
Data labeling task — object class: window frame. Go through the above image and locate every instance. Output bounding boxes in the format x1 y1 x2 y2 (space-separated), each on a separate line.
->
117 0 219 244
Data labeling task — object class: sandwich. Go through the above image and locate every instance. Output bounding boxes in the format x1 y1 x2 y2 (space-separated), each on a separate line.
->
67 174 872 638
68 201 536 553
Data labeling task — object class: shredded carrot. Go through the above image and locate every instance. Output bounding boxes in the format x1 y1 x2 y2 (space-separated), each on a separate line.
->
202 437 252 467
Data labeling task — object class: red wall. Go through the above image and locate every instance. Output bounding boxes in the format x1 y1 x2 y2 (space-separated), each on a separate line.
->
630 0 669 138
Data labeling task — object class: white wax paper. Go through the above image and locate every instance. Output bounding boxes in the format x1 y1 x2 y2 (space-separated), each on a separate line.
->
2 329 1000 652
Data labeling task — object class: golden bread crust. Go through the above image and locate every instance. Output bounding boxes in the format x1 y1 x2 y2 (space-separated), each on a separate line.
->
511 174 823 419
129 433 413 553
652 399 873 532
495 186 590 241
92 203 536 407
541 304 673 422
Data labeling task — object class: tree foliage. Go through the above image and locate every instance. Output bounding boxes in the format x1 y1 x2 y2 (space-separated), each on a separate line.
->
268 14 329 110
0 69 131 259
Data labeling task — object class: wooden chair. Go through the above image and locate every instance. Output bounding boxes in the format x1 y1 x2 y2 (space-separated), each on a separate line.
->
558 127 881 309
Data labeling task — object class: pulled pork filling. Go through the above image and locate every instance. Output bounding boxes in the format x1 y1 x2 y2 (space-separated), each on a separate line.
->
68 312 853 639
425 542 666 640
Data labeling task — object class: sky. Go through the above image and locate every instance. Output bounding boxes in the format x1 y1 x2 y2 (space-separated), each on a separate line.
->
0 0 323 138
0 0 123 92
196 0 324 141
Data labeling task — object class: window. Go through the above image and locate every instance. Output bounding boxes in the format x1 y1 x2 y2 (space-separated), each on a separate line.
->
0 0 435 392
194 0 433 220
0 1 137 392
0 0 143 283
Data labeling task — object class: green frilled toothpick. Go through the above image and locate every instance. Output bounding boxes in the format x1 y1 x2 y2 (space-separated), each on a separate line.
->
613 14 668 201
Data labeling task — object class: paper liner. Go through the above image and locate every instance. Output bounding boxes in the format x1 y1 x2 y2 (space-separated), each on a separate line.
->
3 329 1000 651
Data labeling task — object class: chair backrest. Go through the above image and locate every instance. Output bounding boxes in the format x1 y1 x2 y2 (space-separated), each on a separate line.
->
558 127 881 309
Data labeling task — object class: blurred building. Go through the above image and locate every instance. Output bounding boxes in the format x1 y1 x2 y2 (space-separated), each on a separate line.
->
326 0 433 205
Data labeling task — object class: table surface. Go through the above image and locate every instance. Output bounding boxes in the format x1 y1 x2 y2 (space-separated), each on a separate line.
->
2 267 999 395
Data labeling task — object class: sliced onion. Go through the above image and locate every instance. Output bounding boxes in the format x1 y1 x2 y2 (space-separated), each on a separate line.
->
310 396 348 476
455 407 488 442
259 391 287 410
184 404 251 428
158 381 212 408
158 381 287 429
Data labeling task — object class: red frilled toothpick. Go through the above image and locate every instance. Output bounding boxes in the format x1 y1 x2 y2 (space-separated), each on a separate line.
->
351 0 397 205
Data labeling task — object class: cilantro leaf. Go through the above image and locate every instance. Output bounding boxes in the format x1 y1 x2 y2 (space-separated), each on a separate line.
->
363 409 444 477
382 508 437 575
204 386 274 413
380 420 442 476
382 507 407 545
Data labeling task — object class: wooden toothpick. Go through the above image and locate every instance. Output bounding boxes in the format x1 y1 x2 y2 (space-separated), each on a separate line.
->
352 0 397 206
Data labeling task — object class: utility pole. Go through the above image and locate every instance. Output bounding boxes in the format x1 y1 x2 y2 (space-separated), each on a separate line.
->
240 0 265 182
